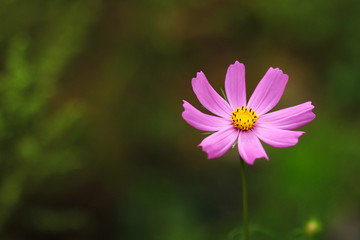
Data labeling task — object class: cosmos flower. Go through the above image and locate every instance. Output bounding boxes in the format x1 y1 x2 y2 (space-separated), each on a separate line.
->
182 61 315 164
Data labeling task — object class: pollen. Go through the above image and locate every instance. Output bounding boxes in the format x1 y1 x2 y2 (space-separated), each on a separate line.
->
231 105 258 131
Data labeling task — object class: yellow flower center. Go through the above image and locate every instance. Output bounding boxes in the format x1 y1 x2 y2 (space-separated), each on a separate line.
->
231 105 258 130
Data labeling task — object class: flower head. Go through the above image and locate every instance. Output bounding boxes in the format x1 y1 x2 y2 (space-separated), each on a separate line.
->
182 61 315 164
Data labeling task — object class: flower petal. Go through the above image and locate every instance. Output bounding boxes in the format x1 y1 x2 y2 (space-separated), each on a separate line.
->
238 130 269 165
248 67 288 116
182 100 232 131
192 71 232 118
199 127 238 159
225 61 247 109
258 101 315 130
252 124 305 148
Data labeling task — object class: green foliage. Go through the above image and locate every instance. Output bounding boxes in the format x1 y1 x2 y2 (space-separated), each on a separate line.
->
0 0 100 234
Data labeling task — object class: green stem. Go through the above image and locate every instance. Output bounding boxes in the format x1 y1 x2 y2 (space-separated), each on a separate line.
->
239 156 249 240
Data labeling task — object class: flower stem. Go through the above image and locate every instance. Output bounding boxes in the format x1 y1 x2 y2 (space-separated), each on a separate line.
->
239 156 249 240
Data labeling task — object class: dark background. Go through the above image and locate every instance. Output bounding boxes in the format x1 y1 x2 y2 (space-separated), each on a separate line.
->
0 0 359 239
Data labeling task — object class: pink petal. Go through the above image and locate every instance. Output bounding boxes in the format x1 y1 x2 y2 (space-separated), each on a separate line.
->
225 61 247 109
199 127 238 159
248 67 288 116
238 130 269 165
252 124 305 148
192 71 232 118
258 101 315 130
182 100 232 131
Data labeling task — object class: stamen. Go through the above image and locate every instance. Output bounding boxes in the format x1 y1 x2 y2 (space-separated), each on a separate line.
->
231 106 258 131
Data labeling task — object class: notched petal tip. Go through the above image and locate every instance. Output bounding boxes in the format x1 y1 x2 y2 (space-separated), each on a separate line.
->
284 74 289 82
242 153 269 165
197 143 215 160
288 131 306 146
308 102 315 109
269 67 289 80
198 144 217 160
249 154 269 164
245 156 257 165
270 67 281 72
311 112 316 119
196 71 205 78
233 60 245 67
290 131 306 147
182 99 193 107
308 102 316 119
181 100 189 113
244 159 255 165
191 71 205 84
181 100 187 116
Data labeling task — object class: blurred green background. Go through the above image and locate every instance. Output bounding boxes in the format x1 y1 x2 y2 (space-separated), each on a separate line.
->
0 0 359 239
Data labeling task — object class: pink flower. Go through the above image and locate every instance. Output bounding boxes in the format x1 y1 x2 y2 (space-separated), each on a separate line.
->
182 61 315 164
